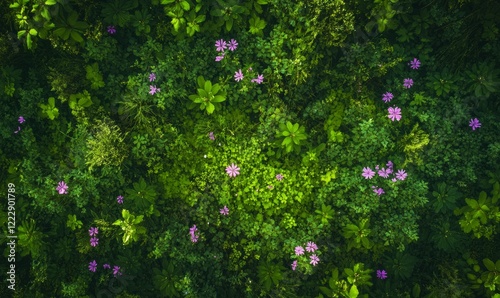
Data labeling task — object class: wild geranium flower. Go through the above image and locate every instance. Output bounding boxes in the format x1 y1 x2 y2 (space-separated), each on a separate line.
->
56 181 68 194
373 187 385 196
215 39 227 52
220 206 229 215
403 78 413 88
215 55 224 62
306 242 318 252
377 270 388 279
226 163 240 177
382 92 394 103
234 69 244 82
107 26 116 34
395 169 407 180
310 254 320 266
117 195 124 204
228 39 238 51
295 246 305 256
89 260 97 272
113 266 122 277
362 167 375 179
18 116 25 123
409 58 421 70
189 225 199 243
386 167 393 175
388 107 402 121
149 73 156 82
251 74 264 84
276 174 284 181
291 260 298 271
89 227 98 237
392 178 397 182
103 264 111 269
90 237 99 247
386 161 393 169
149 85 160 95
469 118 481 130
209 132 215 140
378 168 390 178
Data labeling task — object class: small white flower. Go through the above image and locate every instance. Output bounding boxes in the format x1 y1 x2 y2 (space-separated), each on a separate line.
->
204 155 207 158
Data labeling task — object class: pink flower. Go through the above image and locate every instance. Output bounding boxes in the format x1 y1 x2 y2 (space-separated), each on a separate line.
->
56 181 68 194
388 107 402 121
409 58 421 70
310 254 320 266
395 169 407 180
226 163 240 177
291 260 298 271
276 174 284 181
220 206 229 215
117 195 124 204
306 241 318 252
362 167 375 179
215 55 224 62
228 39 238 51
103 264 111 269
378 168 390 178
89 260 97 272
89 227 98 237
234 69 244 82
18 116 25 123
251 74 264 84
215 39 227 52
149 73 156 82
113 266 122 277
295 246 305 256
382 92 394 103
149 85 160 95
107 26 116 34
189 225 199 243
209 132 215 140
90 237 99 247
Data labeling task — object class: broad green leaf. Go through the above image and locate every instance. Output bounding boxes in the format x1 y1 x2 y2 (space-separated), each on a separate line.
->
206 103 215 114
286 121 293 132
212 95 225 102
282 137 291 146
17 30 26 39
45 0 57 4
204 80 212 92
70 31 83 42
211 84 220 94
29 28 37 36
349 285 359 298
180 1 190 10
483 258 495 271
197 76 205 88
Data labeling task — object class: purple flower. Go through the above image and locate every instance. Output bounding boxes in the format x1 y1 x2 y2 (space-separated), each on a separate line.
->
14 127 21 134
89 260 97 272
306 242 318 252
362 167 375 179
107 26 116 34
90 237 99 247
382 92 394 103
228 39 238 51
215 39 227 52
377 269 388 279
215 55 224 62
149 85 160 95
103 264 111 269
89 227 98 237
149 73 156 82
276 174 284 181
189 225 199 243
403 78 413 89
395 169 407 181
117 195 124 204
469 118 481 130
392 178 397 182
226 163 240 177
234 69 244 82
251 74 264 84
378 168 390 178
18 116 25 123
56 181 68 194
295 246 305 256
388 107 402 121
209 132 215 141
409 58 421 70
113 266 122 277
386 167 393 175
373 187 385 196
310 254 320 266
220 206 229 215
386 161 393 169
291 260 298 271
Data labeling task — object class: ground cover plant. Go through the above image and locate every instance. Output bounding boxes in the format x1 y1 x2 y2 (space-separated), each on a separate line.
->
1 0 500 297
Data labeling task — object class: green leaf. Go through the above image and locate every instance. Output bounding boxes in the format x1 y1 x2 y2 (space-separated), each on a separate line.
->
204 80 212 92
212 95 225 102
70 31 83 42
225 18 233 31
45 0 57 5
180 1 190 10
483 258 496 271
26 33 32 48
48 97 55 107
349 285 359 298
211 84 220 94
29 28 37 36
206 103 215 114
17 30 26 39
197 76 205 88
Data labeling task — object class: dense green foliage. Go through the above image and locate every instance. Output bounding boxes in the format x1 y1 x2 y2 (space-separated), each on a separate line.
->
1 0 500 297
